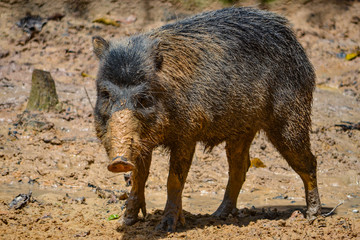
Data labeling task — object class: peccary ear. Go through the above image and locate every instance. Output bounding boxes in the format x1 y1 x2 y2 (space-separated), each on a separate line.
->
92 36 109 59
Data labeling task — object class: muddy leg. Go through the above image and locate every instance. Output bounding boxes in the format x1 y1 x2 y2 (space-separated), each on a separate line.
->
213 132 256 218
285 151 321 220
266 128 321 220
156 143 196 232
124 153 152 225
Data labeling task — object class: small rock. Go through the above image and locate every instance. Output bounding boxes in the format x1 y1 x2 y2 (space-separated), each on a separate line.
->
65 194 86 204
264 207 279 219
9 191 32 210
119 192 128 200
351 16 360 24
273 194 288 200
1 168 9 176
238 207 256 217
74 231 90 237
0 49 10 59
42 133 54 143
87 183 97 189
62 113 75 121
352 209 359 213
336 52 346 59
343 89 357 97
289 210 304 220
107 194 118 204
260 143 267 150
50 137 62 145
42 133 62 145
74 197 86 204
16 14 47 34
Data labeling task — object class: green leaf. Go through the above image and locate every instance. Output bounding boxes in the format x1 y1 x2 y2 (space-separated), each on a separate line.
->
107 214 120 221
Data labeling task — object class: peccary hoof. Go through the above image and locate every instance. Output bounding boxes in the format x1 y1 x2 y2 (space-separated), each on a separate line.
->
118 216 139 226
107 156 135 173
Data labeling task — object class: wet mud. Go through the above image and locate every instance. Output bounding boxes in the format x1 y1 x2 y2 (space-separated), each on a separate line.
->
0 0 360 239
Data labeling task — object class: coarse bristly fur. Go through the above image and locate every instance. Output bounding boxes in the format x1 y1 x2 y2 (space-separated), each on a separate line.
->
93 7 321 232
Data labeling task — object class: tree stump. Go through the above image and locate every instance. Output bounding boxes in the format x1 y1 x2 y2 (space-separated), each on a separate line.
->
26 69 59 112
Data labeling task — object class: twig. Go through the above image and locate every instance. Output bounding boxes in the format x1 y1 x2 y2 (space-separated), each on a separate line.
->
84 87 94 111
107 174 122 179
322 201 344 217
335 121 360 131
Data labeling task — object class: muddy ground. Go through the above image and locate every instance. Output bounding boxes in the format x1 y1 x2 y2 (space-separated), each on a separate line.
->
0 0 359 239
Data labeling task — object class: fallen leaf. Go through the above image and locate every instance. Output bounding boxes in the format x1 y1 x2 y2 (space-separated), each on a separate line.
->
250 158 266 168
81 71 95 78
107 214 120 221
93 18 120 27
345 51 359 61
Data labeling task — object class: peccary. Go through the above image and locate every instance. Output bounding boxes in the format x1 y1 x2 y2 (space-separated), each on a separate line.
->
92 7 321 231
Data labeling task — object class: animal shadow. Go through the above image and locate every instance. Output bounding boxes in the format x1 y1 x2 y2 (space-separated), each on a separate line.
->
117 205 335 239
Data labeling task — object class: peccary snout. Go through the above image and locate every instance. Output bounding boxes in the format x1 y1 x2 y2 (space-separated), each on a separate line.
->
108 155 134 172
103 109 140 173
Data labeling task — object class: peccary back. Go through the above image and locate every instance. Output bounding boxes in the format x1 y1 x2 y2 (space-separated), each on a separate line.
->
144 7 315 150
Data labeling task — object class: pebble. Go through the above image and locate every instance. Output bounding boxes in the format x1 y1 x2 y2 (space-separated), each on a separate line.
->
352 209 359 213
336 52 346 59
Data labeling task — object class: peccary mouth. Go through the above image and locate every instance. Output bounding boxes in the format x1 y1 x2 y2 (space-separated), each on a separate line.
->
105 109 140 173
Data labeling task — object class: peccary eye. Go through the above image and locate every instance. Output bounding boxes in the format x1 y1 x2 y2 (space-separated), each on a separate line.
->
134 94 154 109
99 90 112 111
100 90 111 101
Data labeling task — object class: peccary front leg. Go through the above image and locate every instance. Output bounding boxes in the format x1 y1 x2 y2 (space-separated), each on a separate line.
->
156 143 196 232
213 132 256 218
124 153 152 225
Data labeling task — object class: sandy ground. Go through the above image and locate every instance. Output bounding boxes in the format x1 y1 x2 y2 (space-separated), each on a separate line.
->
0 0 359 239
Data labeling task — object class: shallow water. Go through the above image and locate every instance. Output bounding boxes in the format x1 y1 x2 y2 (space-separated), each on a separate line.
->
2 174 359 218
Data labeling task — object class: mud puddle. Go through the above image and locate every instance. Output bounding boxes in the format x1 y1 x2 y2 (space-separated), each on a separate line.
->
147 188 359 218
2 171 359 219
0 182 98 204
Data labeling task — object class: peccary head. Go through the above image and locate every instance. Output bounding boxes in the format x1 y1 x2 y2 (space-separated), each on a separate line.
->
92 36 166 173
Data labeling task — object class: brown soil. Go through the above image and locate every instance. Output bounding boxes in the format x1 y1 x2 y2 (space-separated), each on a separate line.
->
0 0 359 239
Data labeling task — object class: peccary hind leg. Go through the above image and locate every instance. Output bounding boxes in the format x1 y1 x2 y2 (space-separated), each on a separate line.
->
282 149 321 219
156 143 196 232
124 154 152 225
213 132 256 218
266 125 321 220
